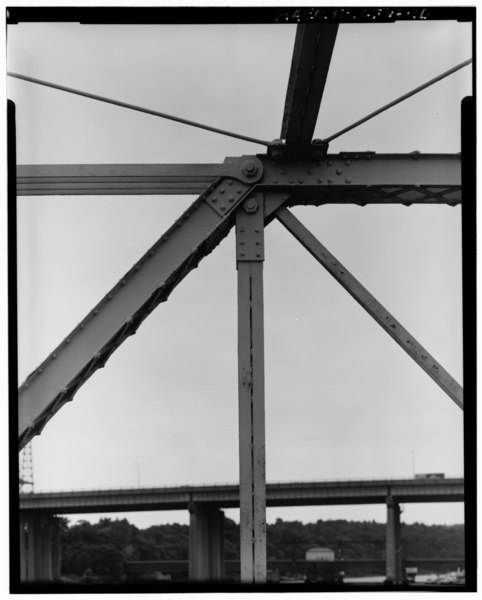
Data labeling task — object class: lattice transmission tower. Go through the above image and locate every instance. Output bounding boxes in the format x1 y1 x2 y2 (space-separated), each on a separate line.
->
19 442 34 494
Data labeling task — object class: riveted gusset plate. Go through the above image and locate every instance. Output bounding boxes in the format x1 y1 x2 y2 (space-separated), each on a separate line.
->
235 193 265 262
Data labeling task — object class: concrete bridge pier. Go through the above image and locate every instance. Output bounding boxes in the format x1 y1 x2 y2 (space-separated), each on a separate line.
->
188 504 225 581
385 495 403 584
19 512 61 582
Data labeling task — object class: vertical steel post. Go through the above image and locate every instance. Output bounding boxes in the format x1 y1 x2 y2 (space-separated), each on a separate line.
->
236 192 266 583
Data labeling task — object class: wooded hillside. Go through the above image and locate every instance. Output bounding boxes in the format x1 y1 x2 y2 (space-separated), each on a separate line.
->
60 516 464 580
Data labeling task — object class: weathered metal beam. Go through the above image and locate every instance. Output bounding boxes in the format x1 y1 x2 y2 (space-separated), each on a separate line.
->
236 193 266 583
17 154 462 205
276 207 463 409
16 163 231 196
260 153 461 205
18 170 260 449
281 23 338 144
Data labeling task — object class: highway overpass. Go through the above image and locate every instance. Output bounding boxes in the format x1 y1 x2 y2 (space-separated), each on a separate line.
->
20 477 463 514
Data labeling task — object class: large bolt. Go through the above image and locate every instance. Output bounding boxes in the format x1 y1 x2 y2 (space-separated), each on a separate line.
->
243 197 258 213
242 160 258 178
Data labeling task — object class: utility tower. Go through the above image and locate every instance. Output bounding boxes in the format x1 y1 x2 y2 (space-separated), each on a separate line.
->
19 442 34 494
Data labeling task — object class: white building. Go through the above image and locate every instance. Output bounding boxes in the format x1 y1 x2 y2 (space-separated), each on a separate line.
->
305 547 335 562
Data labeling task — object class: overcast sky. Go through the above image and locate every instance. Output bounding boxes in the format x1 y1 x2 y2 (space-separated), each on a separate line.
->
9 18 471 528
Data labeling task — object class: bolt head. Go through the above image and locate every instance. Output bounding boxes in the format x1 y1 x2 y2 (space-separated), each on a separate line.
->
243 198 258 213
242 160 258 178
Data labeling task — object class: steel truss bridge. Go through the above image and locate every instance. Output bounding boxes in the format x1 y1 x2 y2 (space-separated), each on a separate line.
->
12 11 471 587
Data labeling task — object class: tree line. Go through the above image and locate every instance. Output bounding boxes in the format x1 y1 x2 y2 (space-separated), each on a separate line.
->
60 516 464 581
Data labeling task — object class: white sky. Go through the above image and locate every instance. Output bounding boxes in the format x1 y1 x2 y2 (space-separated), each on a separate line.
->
9 19 471 528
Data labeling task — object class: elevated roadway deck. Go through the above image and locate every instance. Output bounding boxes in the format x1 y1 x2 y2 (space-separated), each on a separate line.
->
20 477 463 514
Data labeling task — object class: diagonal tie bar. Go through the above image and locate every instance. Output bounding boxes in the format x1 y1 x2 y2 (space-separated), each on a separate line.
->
276 207 463 409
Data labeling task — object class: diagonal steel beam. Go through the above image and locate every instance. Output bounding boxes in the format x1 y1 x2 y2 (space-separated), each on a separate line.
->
18 171 260 449
281 23 338 144
276 207 463 409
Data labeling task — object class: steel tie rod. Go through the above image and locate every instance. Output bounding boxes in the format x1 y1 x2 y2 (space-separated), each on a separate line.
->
8 71 270 147
322 58 472 143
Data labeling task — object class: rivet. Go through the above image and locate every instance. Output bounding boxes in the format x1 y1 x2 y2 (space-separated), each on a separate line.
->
229 197 235 202
220 205 226 211
240 241 245 246
327 160 333 166
336 168 343 175
272 179 278 184
345 160 351 166
80 324 85 329
307 169 313 175
52 354 57 360
66 339 71 344
220 188 225 194
237 189 242 194
255 229 260 233
289 179 294 184
281 169 286 175
228 180 233 185
38 368 43 374
354 154 359 160
345 178 352 184
240 227 245 232
327 178 333 184
149 250 155 256
318 160 323 166
298 179 304 184
240 251 245 257
121 280 126 286
93 309 98 315
256 240 260 245
256 252 261 257
135 265 140 270
317 178 324 184
107 294 113 300
212 196 217 203
24 383 29 388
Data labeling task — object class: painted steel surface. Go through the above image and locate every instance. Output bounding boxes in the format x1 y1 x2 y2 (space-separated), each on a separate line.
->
275 207 463 408
236 198 267 582
281 24 338 143
17 154 461 205
18 174 256 448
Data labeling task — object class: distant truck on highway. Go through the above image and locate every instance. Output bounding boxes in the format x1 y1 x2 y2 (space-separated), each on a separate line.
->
414 473 445 479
